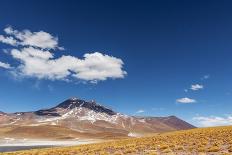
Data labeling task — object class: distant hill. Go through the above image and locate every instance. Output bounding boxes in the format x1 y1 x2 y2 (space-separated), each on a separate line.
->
0 97 195 139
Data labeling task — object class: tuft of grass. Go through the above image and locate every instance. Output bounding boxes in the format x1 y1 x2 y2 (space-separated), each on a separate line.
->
207 146 220 152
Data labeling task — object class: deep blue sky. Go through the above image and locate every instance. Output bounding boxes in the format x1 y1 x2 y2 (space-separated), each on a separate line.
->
0 0 232 127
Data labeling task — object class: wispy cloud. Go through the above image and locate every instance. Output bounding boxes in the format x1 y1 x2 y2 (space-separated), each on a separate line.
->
193 115 232 127
0 61 12 69
190 84 204 91
176 97 196 104
201 75 210 80
136 109 145 113
1 26 61 49
0 26 127 82
0 35 17 46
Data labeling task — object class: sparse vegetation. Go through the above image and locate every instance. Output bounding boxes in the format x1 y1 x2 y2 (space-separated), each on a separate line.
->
1 126 232 155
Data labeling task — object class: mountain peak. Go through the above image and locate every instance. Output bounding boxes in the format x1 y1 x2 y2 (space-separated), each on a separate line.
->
56 98 88 109
35 97 117 116
58 98 116 115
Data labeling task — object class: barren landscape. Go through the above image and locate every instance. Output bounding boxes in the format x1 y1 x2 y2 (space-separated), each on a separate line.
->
0 98 195 153
0 98 194 140
1 126 232 155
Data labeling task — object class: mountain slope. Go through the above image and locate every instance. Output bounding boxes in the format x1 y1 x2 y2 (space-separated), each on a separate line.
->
0 97 195 140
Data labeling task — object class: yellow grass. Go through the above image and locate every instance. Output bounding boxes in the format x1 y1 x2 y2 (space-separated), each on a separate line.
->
1 126 232 155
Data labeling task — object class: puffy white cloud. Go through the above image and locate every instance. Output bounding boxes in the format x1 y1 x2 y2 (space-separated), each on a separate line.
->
0 26 127 82
11 47 54 60
2 26 60 49
11 48 70 80
136 109 145 113
10 47 126 81
72 52 126 81
193 115 232 127
190 84 204 91
176 97 196 104
0 35 17 46
0 61 12 69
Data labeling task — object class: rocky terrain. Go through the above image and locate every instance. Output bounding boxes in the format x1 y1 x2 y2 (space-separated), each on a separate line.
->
0 98 195 140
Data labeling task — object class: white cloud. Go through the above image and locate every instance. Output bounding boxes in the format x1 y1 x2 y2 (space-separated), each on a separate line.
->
190 84 204 91
0 26 127 82
176 97 196 104
2 26 60 50
72 52 126 81
12 47 54 60
0 61 12 69
0 35 17 46
193 115 232 127
136 109 145 113
11 48 126 81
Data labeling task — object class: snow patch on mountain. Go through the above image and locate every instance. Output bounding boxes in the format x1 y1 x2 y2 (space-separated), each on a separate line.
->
36 107 123 124
78 110 119 124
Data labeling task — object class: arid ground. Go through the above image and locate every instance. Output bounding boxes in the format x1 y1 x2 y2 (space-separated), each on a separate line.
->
1 126 232 155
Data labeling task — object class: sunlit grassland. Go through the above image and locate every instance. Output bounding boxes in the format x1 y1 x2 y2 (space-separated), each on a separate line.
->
1 126 232 155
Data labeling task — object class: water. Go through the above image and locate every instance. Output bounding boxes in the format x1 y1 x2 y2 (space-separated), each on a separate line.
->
0 145 55 152
0 139 100 152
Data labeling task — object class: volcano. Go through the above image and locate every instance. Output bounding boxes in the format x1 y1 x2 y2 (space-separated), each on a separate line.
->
0 98 195 140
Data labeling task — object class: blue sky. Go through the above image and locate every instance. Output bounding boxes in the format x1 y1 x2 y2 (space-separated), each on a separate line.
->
0 0 232 127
